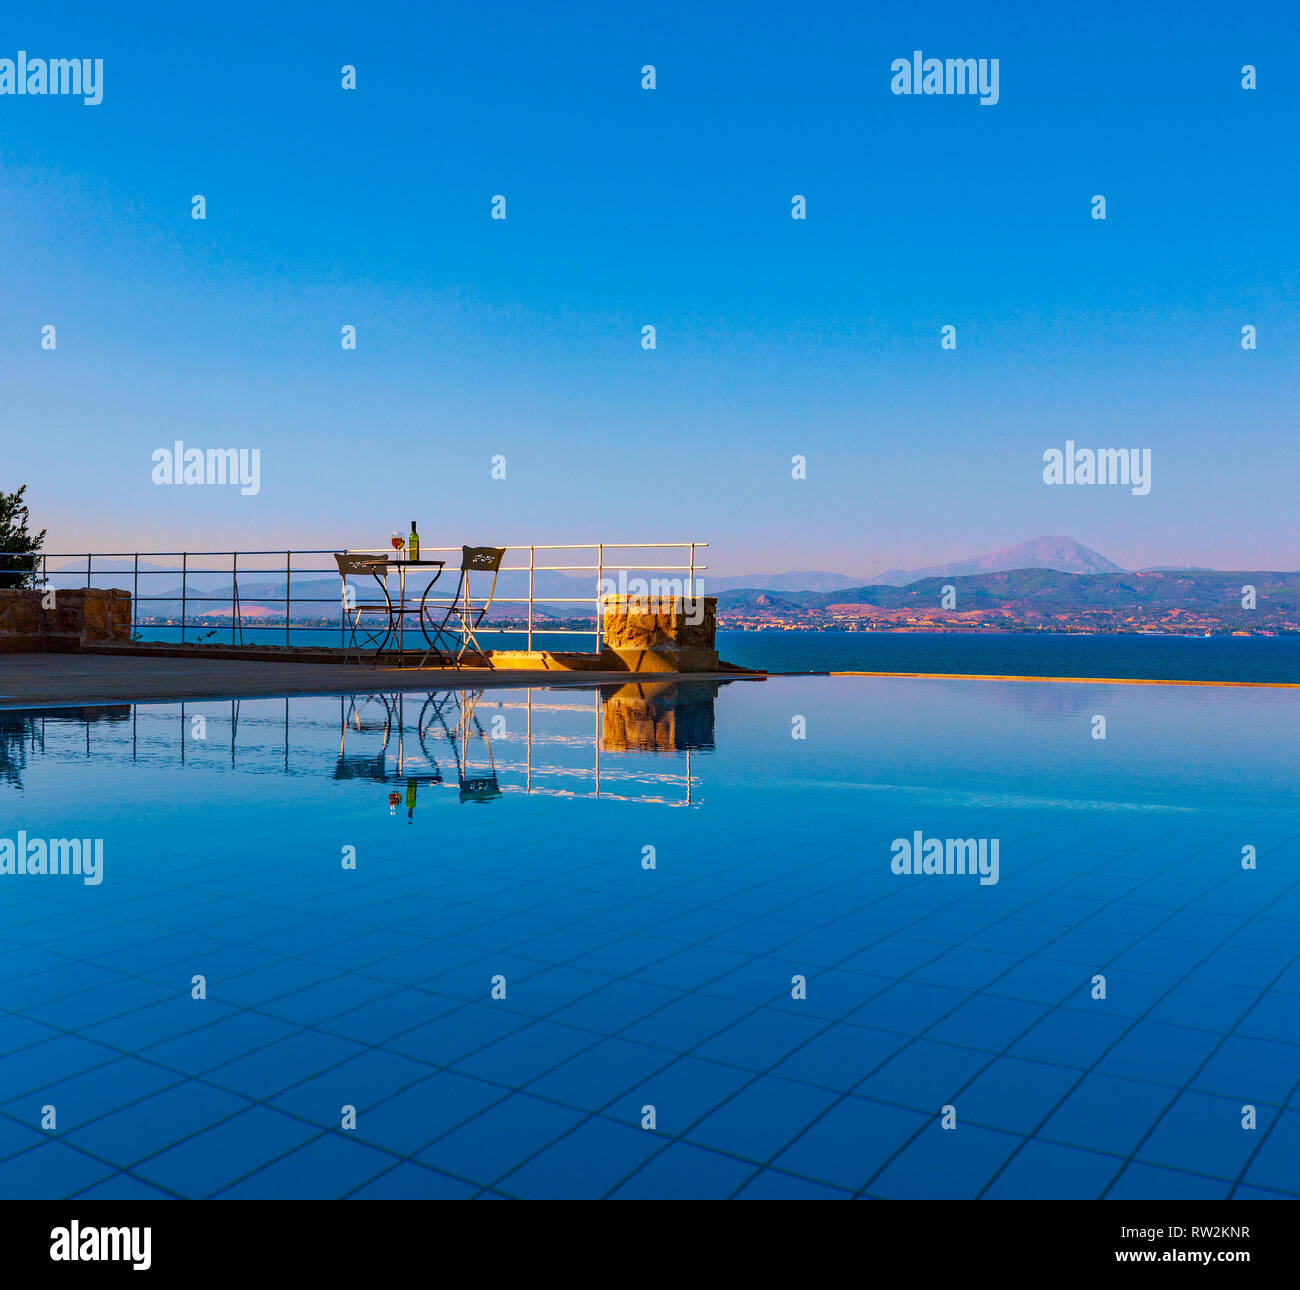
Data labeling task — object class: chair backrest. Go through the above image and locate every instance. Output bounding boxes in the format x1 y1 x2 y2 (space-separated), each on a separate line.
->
461 546 506 574
335 552 389 578
459 774 502 803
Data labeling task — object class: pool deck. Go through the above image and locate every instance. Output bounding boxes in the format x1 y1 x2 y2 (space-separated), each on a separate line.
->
3 653 1292 709
0 653 762 709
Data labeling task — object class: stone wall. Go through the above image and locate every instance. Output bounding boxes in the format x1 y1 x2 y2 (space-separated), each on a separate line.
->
0 589 132 653
600 595 718 673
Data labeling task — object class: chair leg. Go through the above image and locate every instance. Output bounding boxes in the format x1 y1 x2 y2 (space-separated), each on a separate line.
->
417 630 453 670
461 627 493 668
418 606 461 670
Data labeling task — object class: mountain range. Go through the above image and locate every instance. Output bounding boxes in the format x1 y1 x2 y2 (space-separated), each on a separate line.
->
714 569 1300 635
860 536 1125 585
708 537 1150 591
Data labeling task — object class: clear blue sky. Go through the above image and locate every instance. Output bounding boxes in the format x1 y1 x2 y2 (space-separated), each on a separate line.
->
2 0 1296 576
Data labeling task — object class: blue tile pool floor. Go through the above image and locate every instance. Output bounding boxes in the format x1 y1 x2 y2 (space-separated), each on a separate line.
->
0 678 1298 1198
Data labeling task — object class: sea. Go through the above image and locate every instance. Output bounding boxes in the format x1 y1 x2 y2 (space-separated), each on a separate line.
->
133 626 1300 684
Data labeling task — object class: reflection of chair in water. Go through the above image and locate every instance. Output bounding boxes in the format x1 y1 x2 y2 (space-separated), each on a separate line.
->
334 694 396 781
419 690 501 803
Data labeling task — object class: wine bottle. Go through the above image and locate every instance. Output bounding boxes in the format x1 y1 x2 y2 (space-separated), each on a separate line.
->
409 521 420 562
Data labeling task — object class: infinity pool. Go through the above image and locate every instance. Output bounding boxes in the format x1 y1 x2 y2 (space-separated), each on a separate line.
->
1 676 1297 1199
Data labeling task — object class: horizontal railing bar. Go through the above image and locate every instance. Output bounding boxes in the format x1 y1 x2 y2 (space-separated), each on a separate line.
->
132 627 605 635
45 564 707 574
130 600 619 608
333 543 708 553
52 566 709 576
42 543 707 557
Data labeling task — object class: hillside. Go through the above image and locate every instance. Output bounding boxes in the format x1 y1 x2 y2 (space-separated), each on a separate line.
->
718 569 1300 634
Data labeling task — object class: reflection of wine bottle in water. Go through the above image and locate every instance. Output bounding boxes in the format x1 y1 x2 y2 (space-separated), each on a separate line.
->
406 779 417 820
408 521 420 562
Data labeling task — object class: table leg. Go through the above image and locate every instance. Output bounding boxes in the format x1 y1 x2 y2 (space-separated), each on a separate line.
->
371 569 394 661
418 567 447 668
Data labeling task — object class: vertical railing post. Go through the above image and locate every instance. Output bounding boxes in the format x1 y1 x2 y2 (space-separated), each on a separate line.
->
231 551 238 645
86 553 91 590
132 554 138 639
180 552 187 644
596 542 604 654
527 546 535 652
689 542 696 598
285 551 292 647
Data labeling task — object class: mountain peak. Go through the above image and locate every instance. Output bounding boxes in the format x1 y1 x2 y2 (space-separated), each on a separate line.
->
867 537 1123 586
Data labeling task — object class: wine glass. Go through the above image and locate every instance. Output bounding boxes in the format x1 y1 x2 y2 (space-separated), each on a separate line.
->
391 531 404 556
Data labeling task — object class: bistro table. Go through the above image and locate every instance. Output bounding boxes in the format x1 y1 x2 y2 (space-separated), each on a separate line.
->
365 558 447 664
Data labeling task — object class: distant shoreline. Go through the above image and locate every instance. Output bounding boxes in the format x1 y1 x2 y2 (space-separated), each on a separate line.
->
812 671 1300 689
717 629 1300 686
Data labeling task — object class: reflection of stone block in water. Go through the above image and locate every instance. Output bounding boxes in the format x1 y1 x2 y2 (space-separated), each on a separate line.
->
1 705 128 790
58 705 132 724
600 680 719 752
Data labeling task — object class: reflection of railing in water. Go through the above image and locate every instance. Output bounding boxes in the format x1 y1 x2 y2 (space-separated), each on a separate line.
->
2 684 725 808
0 704 132 789
338 687 711 808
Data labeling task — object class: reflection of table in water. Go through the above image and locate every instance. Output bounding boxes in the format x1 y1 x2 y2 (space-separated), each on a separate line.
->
336 690 499 804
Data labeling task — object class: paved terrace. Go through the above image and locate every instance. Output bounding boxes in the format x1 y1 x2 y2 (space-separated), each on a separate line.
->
0 652 759 709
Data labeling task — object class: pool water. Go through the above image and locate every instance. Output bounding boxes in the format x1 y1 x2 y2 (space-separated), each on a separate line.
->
1 676 1297 1200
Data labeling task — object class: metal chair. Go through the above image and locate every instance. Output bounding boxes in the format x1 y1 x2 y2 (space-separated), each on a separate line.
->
420 546 506 668
335 552 393 662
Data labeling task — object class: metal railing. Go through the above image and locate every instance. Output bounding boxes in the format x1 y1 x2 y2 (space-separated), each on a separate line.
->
36 543 707 654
